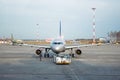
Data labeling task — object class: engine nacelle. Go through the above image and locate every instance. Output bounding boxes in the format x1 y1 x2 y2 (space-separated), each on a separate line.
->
36 49 42 55
75 49 82 55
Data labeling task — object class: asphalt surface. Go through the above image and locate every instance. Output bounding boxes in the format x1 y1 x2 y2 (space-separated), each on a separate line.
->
0 44 120 80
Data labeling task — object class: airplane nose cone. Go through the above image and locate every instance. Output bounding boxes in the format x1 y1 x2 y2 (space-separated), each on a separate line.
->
55 47 60 51
54 46 61 52
52 46 65 53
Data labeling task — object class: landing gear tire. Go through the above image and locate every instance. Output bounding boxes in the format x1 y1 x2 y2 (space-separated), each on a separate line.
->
71 54 74 58
47 54 49 58
70 54 74 58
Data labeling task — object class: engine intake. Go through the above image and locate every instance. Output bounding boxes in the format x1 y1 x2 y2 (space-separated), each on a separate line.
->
75 49 82 55
36 49 42 55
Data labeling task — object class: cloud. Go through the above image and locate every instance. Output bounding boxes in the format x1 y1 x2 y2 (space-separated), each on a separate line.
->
0 0 108 16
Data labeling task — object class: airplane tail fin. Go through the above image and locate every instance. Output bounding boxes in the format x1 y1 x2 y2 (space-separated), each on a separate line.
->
59 21 61 37
11 34 14 42
59 21 64 39
57 21 64 39
10 34 15 45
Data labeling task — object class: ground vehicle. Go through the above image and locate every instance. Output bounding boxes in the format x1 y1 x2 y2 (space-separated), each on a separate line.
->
53 54 71 64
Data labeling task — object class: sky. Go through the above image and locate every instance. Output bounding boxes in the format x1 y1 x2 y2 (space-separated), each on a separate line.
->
0 0 120 40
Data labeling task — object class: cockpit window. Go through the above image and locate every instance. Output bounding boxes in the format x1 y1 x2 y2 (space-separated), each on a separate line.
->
53 42 63 45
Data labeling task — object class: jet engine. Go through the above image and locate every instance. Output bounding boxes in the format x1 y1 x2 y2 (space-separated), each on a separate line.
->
75 49 82 55
36 49 42 55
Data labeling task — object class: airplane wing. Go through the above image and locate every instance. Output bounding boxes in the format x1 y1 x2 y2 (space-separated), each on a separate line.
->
18 42 101 56
65 44 98 50
19 44 51 49
19 43 98 49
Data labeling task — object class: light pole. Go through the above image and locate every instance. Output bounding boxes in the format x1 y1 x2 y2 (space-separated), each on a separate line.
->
92 8 96 44
36 24 39 42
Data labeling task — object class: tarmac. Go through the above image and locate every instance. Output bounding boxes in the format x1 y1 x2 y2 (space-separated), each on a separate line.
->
0 44 120 80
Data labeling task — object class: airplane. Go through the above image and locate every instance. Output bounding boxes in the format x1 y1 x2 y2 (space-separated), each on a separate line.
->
22 21 97 59
10 34 23 45
33 21 82 57
99 37 110 43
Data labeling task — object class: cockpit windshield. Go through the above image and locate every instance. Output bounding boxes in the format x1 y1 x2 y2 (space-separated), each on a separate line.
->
52 42 63 45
